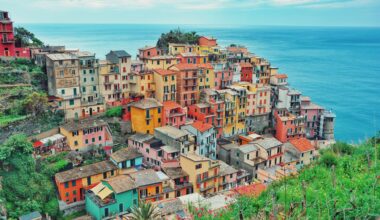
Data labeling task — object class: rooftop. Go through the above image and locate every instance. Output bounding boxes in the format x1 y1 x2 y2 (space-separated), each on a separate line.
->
46 53 77 61
110 147 143 163
104 175 137 193
108 50 131 57
155 126 188 139
130 98 163 109
71 51 95 57
253 137 282 150
129 169 162 187
191 121 213 133
149 55 177 60
182 152 215 163
163 101 182 109
129 133 154 143
144 138 164 149
275 74 288 79
239 144 259 153
154 69 177 76
289 138 315 152
240 62 253 68
61 118 108 132
218 160 238 176
161 145 179 153
162 167 189 179
139 45 156 51
55 161 117 183
172 63 199 70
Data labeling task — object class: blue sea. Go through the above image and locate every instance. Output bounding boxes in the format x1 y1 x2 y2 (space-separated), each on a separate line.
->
22 24 380 142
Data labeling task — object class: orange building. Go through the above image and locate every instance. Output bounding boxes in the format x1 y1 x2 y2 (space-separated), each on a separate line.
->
162 101 187 128
138 46 161 61
55 161 118 204
274 108 306 143
198 36 217 47
129 169 165 202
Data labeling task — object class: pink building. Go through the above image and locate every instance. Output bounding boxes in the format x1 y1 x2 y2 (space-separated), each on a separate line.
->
300 96 325 139
214 69 233 90
218 160 238 191
162 101 187 128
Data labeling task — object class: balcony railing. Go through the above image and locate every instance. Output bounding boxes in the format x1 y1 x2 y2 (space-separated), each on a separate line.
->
199 184 214 192
58 93 81 100
2 38 14 43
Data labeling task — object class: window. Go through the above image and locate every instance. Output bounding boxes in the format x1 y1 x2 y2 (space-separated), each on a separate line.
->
99 136 102 141
111 170 114 176
73 190 77 195
72 180 76 186
74 141 78 146
69 99 74 106
85 139 89 144
103 172 107 179
119 203 124 212
93 86 96 91
64 182 69 188
156 186 159 194
87 177 91 185
92 138 95 143
195 164 202 169
61 89 65 95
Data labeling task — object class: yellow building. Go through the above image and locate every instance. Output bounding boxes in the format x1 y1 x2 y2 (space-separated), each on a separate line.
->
168 43 198 55
130 98 163 134
197 63 215 91
180 153 220 196
145 55 179 70
129 70 155 98
153 69 177 103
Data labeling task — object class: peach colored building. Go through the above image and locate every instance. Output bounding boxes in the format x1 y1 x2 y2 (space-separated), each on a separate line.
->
162 101 187 128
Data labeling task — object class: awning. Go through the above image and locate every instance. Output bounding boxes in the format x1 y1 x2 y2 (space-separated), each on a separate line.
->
90 183 105 194
98 187 113 200
33 141 43 149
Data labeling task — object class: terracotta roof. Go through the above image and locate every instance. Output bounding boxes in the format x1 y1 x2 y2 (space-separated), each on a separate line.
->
275 74 288 79
104 175 137 193
55 161 118 183
233 183 266 197
110 147 143 163
239 62 253 68
289 138 315 152
163 101 182 109
197 63 213 69
218 160 237 176
172 63 199 70
139 45 156 51
130 98 163 109
154 69 176 76
162 167 189 179
199 36 216 40
191 121 213 132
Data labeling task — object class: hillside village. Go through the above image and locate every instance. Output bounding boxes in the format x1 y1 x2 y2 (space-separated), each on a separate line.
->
0 10 340 220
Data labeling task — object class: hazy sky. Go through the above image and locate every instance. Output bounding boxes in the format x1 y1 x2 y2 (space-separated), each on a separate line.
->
1 0 379 26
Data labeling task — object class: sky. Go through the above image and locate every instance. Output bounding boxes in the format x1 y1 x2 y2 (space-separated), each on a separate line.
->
1 0 379 27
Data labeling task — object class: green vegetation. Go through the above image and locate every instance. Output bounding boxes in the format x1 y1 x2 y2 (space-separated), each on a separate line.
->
105 106 122 117
197 139 380 219
156 28 199 52
130 201 160 220
14 27 44 48
0 134 64 218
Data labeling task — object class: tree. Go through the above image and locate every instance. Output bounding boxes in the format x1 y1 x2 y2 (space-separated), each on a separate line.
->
156 28 200 52
14 27 44 47
130 201 160 220
22 92 48 116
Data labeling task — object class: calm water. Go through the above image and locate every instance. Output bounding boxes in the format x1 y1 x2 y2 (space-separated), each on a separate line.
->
22 24 380 142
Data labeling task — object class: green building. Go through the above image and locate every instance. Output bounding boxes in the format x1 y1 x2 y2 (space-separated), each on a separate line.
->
85 175 138 220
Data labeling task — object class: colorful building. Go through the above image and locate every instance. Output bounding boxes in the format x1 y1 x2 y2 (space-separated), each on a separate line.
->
182 121 217 159
168 43 198 56
286 138 316 168
129 169 165 202
128 70 155 99
162 167 193 198
110 147 143 173
240 62 254 83
55 161 118 204
300 96 325 139
162 101 187 128
138 46 161 61
169 63 199 107
197 63 215 91
180 153 220 196
218 160 238 191
46 53 82 119
153 69 177 102
274 108 306 143
145 55 179 70
59 118 113 151
154 126 196 155
105 50 131 100
0 11 30 58
130 98 162 134
178 52 208 64
85 175 138 220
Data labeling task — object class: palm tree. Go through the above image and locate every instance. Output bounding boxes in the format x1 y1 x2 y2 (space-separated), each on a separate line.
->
130 201 160 220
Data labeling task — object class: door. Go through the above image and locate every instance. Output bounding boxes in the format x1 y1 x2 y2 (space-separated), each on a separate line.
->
73 88 77 96
82 109 85 118
89 108 93 116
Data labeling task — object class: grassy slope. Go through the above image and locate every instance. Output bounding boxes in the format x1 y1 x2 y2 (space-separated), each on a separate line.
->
199 141 380 219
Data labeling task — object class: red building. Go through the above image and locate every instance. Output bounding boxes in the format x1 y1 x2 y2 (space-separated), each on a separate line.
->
0 11 30 58
138 46 161 61
198 36 217 47
240 62 254 83
274 108 306 143
162 101 187 128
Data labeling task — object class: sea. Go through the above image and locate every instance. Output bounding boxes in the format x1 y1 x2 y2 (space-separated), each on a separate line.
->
21 24 380 143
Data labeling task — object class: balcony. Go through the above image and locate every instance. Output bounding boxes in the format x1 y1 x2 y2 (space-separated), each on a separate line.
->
198 174 219 183
0 28 12 33
2 38 14 44
114 88 122 93
175 182 193 190
199 184 214 192
81 98 104 106
58 93 81 100
103 81 113 85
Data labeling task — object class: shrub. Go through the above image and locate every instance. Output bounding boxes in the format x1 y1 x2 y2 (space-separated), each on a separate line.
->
331 142 354 155
320 151 338 167
105 106 122 117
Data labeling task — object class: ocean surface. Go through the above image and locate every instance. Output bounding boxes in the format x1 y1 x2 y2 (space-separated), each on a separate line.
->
22 24 380 142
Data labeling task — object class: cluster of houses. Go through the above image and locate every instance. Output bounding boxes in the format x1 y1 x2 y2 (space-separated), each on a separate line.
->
0 10 337 220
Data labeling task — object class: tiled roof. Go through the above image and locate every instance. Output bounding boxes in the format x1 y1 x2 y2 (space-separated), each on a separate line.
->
163 101 182 109
191 121 213 132
154 69 176 76
233 183 266 197
55 161 117 183
61 118 108 132
289 138 315 152
253 137 282 150
46 53 77 61
139 45 156 51
172 63 198 70
162 167 189 179
110 50 131 57
155 126 188 139
239 144 259 153
275 74 288 79
129 169 162 187
149 55 177 60
197 63 213 69
182 152 214 162
104 175 137 193
129 133 154 142
218 160 237 176
110 147 143 163
130 98 163 109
